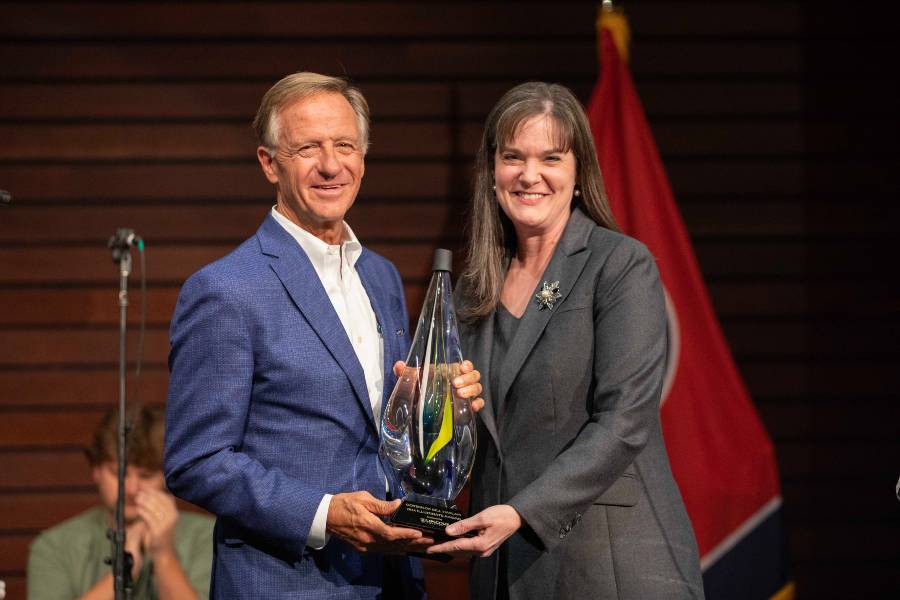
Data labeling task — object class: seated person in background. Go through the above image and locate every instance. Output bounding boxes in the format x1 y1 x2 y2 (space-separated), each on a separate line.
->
27 405 214 600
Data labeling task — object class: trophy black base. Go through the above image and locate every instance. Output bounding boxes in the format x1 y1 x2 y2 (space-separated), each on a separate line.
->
389 499 475 562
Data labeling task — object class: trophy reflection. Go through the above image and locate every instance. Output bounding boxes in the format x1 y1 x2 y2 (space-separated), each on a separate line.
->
380 249 476 545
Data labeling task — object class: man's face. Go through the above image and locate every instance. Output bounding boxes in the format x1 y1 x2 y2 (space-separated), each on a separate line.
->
92 461 165 523
257 92 365 242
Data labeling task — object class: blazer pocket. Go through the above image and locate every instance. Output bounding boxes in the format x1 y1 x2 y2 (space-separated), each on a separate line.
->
555 301 591 314
593 471 640 507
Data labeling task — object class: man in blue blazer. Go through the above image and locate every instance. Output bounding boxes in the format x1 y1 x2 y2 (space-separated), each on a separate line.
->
164 72 482 598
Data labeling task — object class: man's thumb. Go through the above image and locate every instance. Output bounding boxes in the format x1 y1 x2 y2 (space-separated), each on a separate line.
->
370 497 401 516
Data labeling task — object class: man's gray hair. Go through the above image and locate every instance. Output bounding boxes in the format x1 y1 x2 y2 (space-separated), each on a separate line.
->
252 72 370 154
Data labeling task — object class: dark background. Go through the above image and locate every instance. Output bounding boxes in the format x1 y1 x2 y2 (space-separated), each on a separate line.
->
1 2 898 598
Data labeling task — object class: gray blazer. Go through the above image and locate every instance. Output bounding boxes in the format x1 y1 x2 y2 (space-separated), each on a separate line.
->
459 208 704 600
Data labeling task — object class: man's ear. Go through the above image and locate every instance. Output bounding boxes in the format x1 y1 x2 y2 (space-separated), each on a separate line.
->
257 146 279 184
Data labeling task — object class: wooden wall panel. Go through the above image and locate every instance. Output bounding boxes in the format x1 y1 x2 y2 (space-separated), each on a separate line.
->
13 119 873 160
0 450 94 488
0 163 452 201
0 80 811 120
0 122 453 160
2 2 898 599
0 81 454 119
1 3 801 38
0 369 170 407
0 204 461 243
0 492 98 531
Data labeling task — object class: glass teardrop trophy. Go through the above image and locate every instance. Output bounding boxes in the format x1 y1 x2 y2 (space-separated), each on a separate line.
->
380 248 476 543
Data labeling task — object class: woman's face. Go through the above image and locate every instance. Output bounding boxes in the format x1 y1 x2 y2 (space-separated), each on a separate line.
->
494 114 576 237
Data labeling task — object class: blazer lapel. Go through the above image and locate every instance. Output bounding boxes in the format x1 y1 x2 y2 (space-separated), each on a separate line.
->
497 209 594 415
355 251 398 425
257 216 376 430
463 311 501 451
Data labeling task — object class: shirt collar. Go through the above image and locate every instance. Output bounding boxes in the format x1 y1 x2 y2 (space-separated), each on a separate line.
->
270 207 362 273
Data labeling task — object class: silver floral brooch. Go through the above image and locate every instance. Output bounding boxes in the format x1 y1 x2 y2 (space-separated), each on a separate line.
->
534 281 562 311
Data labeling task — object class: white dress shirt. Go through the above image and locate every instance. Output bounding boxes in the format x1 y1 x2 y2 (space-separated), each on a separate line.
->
270 207 384 549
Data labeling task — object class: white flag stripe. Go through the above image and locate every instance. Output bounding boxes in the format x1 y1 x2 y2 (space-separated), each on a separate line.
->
700 495 782 571
660 286 680 407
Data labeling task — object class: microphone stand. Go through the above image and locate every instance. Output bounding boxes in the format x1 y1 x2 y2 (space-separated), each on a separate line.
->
107 229 137 600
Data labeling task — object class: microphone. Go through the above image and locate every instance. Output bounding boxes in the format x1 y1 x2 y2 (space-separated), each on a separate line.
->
108 228 138 249
108 228 143 263
0 190 11 207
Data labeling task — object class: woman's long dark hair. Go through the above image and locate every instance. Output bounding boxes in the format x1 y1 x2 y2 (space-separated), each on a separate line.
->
458 82 619 323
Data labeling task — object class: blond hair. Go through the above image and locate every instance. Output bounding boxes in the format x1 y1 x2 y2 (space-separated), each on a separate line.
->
252 72 370 153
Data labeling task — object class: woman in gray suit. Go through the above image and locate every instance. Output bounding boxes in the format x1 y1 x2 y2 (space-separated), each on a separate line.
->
426 82 705 599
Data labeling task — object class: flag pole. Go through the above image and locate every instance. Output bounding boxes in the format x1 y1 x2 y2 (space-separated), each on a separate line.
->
597 1 630 63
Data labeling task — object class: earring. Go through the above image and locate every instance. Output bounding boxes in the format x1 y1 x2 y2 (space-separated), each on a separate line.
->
492 184 496 191
574 188 581 197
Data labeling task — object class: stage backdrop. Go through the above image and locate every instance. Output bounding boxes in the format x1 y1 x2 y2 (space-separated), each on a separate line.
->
1 2 897 598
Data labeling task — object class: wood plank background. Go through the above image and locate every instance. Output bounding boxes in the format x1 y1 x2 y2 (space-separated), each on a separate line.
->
1 2 898 598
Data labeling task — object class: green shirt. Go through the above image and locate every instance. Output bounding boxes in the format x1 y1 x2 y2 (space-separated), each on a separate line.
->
27 507 214 600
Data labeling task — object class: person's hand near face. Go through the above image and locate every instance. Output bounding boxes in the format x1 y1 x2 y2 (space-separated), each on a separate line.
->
132 480 199 599
94 462 180 577
82 463 199 599
135 486 179 561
